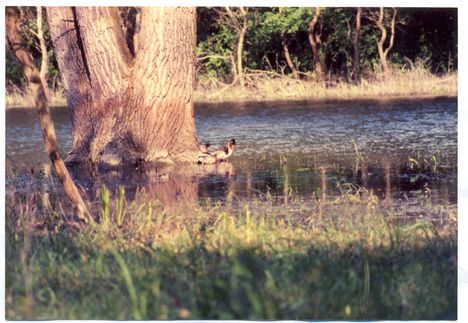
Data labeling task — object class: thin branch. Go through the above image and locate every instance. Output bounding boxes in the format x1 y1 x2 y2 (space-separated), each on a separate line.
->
197 54 230 61
37 6 49 88
384 8 397 57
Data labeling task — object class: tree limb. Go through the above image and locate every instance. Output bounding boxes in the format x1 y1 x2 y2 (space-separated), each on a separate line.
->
6 6 93 223
37 6 49 87
384 8 397 57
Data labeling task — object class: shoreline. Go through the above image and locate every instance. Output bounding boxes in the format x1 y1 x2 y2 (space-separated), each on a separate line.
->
5 93 458 109
6 71 457 109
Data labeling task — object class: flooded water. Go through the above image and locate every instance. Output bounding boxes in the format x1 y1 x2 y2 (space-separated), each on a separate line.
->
6 98 457 211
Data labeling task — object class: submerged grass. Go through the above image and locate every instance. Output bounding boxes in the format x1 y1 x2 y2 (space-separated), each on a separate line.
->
5 68 457 108
5 183 457 320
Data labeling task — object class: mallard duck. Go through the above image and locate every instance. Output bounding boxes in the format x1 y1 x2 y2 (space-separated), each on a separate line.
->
213 139 236 162
198 143 211 153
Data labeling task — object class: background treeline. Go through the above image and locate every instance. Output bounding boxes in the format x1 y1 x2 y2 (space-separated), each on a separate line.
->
6 7 457 94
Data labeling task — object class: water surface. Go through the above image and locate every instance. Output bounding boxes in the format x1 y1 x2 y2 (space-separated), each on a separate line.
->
6 98 457 211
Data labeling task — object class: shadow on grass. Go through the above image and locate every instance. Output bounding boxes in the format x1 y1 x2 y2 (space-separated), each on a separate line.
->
5 226 456 320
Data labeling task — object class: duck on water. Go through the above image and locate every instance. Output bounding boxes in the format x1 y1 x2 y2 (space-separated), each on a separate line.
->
198 139 236 163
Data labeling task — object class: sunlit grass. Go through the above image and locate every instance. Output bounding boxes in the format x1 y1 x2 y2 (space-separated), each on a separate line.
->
6 67 457 108
195 67 457 103
5 89 67 108
5 181 457 320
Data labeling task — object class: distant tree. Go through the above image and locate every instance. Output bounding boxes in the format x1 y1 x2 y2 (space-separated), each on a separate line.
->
351 7 362 82
261 8 306 78
214 7 250 87
307 7 324 80
366 7 398 76
44 7 208 166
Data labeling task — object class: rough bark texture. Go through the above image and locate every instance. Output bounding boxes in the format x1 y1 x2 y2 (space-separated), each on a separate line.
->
6 7 92 222
352 7 362 82
46 7 201 167
307 7 324 80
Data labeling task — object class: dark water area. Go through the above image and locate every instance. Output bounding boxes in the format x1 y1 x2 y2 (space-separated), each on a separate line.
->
6 98 457 211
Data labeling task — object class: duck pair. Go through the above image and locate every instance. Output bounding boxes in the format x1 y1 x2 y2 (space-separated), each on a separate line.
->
199 139 236 162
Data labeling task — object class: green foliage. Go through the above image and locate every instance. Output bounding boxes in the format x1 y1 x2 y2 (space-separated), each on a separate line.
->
6 6 458 92
197 21 236 79
195 7 457 81
6 7 61 92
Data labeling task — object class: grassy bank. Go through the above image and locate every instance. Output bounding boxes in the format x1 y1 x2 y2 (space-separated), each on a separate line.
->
5 68 457 108
6 184 457 320
196 67 457 103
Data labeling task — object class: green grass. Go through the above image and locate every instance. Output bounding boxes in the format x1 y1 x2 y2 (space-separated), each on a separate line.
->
5 183 457 320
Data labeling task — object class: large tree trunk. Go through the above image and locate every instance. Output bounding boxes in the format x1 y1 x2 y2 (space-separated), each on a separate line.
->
6 7 92 222
46 7 203 168
307 7 324 81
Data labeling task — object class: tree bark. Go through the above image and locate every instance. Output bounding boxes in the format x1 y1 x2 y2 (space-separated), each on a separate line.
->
6 7 92 222
351 7 362 82
37 6 49 82
307 7 324 80
280 32 299 79
46 7 205 167
375 7 397 76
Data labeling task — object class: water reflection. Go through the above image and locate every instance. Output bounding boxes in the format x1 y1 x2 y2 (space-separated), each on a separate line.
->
66 163 236 207
5 152 456 215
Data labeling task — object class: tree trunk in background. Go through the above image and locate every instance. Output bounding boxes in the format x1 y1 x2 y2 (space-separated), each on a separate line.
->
307 7 324 81
281 32 299 79
237 14 248 87
375 7 397 76
223 7 248 87
351 7 362 82
46 7 201 167
6 7 92 222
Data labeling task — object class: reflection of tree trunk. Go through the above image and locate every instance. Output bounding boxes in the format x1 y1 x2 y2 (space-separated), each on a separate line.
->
246 171 253 198
320 166 327 202
383 161 392 207
6 7 92 222
146 173 199 207
307 7 324 80
352 7 362 82
280 33 299 79
73 164 236 208
283 163 289 206
361 163 368 188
